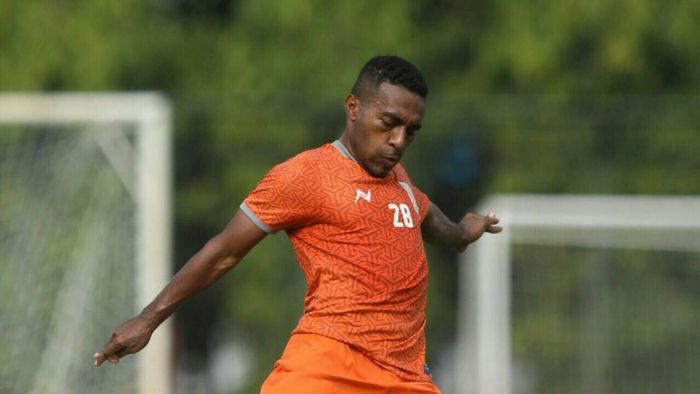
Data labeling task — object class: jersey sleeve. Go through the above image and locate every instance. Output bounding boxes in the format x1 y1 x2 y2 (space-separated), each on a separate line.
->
394 164 431 223
241 158 319 233
411 184 431 223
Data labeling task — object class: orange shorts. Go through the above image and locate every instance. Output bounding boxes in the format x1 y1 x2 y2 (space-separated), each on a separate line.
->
260 333 441 394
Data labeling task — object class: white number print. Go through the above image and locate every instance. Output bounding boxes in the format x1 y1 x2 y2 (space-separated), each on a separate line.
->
388 203 414 228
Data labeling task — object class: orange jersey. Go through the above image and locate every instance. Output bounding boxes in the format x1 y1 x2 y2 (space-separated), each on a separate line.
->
260 333 441 393
242 141 431 381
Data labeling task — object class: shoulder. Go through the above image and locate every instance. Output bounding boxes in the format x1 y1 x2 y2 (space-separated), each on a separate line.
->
392 163 430 217
266 144 329 174
392 163 413 184
262 144 336 186
275 144 333 170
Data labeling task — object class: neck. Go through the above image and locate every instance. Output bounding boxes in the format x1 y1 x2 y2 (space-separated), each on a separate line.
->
333 136 358 163
338 132 357 160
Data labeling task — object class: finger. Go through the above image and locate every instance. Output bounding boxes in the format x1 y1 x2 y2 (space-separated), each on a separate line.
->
94 352 106 367
105 344 128 364
94 346 124 366
96 336 125 366
487 226 503 233
100 335 124 359
487 212 499 224
115 347 130 358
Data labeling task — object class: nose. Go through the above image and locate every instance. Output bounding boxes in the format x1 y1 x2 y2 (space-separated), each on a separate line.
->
387 127 407 152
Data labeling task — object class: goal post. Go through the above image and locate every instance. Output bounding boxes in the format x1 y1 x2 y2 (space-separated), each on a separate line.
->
456 194 700 394
0 93 173 394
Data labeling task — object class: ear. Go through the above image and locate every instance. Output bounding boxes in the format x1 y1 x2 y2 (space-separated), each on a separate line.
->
344 94 359 122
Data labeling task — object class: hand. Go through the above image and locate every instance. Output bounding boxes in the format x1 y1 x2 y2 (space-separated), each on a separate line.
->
94 315 154 367
457 212 502 251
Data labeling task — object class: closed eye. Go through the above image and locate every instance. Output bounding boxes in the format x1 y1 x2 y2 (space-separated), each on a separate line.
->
407 124 421 137
381 117 397 129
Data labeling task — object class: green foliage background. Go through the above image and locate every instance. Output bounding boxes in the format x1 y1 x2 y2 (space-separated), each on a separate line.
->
2 1 699 392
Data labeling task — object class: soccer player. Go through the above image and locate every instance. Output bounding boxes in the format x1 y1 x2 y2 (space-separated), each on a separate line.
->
94 55 502 393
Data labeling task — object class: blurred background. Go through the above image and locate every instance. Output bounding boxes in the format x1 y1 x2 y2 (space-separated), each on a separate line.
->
1 1 699 393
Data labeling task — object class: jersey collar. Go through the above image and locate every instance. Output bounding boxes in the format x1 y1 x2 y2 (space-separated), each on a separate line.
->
331 139 397 183
331 140 358 163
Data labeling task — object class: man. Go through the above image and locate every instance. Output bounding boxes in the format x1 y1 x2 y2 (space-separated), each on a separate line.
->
94 56 501 393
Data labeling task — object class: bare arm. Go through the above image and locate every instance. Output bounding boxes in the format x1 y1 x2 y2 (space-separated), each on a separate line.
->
94 209 267 366
421 202 502 252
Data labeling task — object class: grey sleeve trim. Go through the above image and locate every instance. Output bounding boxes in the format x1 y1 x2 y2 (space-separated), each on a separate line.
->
240 202 275 234
399 181 420 215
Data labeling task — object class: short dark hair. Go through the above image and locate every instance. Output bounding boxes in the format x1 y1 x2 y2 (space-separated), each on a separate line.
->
351 56 428 99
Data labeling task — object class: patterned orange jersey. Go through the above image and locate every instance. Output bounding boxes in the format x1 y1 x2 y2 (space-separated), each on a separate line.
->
241 141 431 381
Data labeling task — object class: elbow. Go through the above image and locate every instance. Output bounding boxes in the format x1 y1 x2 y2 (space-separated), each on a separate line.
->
215 254 239 272
205 236 240 272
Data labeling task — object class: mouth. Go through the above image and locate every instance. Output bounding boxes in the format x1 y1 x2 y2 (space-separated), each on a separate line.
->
379 154 400 166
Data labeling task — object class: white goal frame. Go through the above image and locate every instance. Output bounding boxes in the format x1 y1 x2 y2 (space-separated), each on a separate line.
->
456 194 700 394
0 93 173 394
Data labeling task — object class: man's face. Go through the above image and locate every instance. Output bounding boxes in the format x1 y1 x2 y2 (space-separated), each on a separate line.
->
344 82 425 178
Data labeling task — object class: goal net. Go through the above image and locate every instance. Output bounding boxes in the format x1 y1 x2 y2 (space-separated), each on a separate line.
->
456 194 700 394
0 94 173 394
